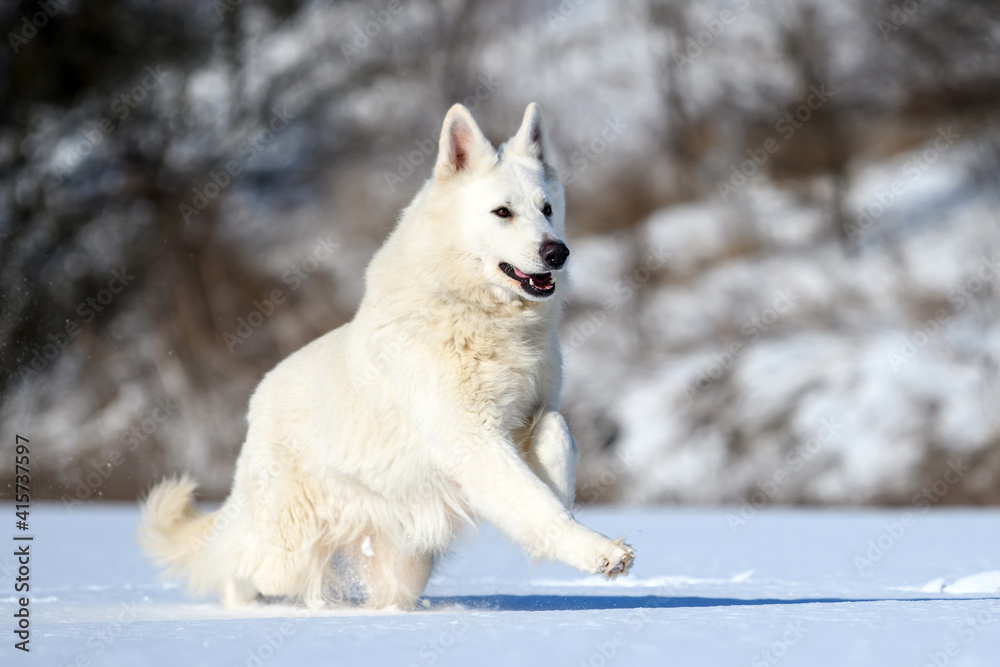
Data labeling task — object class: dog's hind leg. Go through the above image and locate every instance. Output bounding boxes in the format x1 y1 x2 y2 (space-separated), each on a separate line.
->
358 534 434 610
526 411 579 510
221 577 260 608
226 450 331 607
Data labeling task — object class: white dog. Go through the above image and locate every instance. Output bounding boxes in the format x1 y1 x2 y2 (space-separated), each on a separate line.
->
140 103 635 609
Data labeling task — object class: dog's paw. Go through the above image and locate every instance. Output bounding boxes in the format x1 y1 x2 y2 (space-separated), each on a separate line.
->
597 536 635 578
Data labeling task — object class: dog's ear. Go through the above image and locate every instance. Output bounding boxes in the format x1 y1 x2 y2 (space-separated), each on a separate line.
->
434 104 495 179
508 103 551 165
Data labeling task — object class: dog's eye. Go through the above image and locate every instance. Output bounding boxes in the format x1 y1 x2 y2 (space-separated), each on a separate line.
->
493 207 511 219
542 203 552 217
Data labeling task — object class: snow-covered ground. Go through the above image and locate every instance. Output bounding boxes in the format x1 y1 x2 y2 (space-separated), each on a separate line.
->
10 505 1000 665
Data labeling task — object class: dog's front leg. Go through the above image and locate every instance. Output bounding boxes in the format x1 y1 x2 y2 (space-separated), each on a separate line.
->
441 435 633 577
526 411 578 510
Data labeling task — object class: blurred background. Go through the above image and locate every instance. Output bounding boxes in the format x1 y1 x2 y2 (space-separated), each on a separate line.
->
2 0 999 508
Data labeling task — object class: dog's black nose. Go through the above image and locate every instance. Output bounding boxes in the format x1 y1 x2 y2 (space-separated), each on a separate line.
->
540 240 570 269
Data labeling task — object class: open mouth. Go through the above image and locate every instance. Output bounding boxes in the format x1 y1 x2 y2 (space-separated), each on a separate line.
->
499 262 556 298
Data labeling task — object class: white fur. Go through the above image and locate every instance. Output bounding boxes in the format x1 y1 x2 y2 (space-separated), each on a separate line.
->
139 103 635 610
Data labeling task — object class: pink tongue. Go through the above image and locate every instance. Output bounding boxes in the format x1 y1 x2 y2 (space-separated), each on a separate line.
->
513 267 532 279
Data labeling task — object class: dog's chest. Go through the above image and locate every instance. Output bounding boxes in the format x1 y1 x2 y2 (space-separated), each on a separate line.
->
448 316 554 430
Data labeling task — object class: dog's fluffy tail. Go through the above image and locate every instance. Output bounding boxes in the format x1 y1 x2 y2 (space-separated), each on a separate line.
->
139 475 218 588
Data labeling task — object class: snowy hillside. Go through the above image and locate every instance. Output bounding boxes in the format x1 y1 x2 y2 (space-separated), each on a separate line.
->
4 0 1000 509
13 505 1000 665
562 138 1000 506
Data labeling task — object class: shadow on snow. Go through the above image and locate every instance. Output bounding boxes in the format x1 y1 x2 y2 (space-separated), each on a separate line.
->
423 595 969 613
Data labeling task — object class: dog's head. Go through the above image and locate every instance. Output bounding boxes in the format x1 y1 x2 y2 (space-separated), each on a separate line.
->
428 103 569 303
